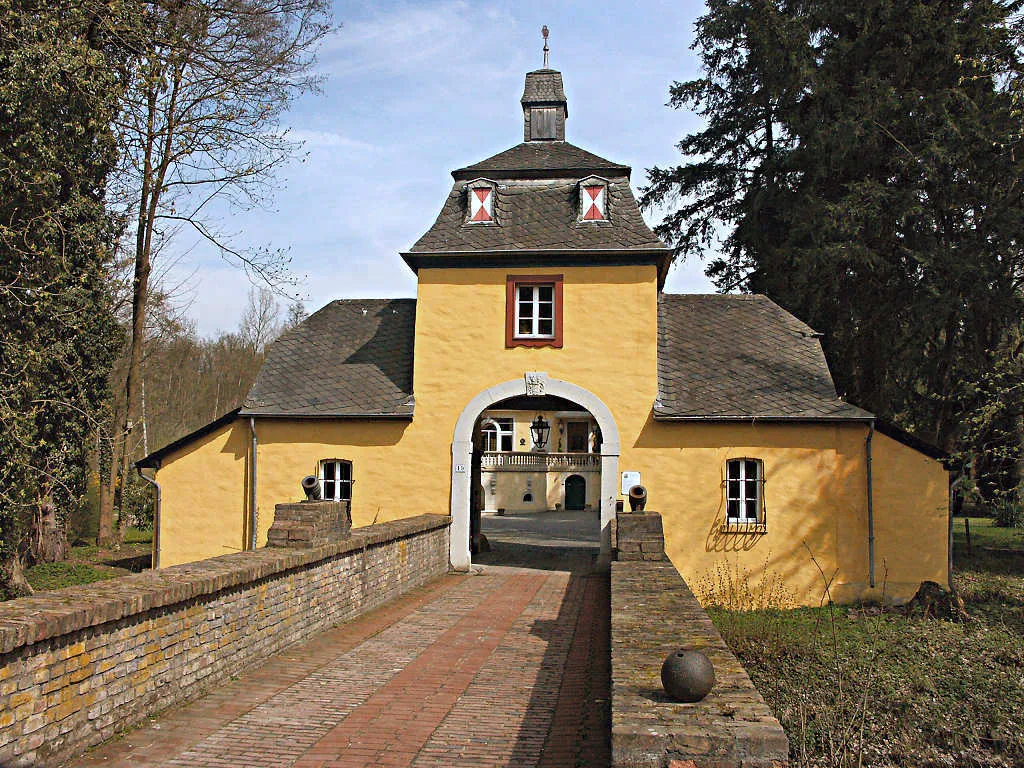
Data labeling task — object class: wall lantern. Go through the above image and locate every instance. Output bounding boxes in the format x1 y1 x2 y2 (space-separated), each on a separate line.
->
530 415 551 451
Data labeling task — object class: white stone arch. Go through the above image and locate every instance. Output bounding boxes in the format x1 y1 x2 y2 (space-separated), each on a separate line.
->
450 372 621 570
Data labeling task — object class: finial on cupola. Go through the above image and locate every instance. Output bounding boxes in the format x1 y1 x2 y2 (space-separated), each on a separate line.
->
522 27 567 142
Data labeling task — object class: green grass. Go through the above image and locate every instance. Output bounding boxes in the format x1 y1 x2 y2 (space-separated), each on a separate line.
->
26 562 120 591
708 517 1024 768
954 515 1024 551
17 526 154 596
122 526 153 545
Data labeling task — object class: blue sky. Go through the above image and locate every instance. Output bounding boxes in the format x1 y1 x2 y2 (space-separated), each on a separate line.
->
173 0 714 336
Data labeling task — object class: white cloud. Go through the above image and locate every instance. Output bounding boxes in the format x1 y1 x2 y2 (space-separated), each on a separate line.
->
287 129 382 152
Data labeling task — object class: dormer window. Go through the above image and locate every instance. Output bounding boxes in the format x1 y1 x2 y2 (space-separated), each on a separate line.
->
466 179 495 224
579 177 608 221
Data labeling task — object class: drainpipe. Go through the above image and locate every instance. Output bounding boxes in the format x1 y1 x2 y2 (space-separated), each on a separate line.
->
866 421 876 589
249 417 258 551
136 466 161 570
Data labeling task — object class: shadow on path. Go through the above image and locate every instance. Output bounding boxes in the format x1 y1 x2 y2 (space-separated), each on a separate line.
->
473 510 610 767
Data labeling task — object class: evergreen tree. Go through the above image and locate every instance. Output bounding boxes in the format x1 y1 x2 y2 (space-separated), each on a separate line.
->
645 0 1024 494
0 0 124 596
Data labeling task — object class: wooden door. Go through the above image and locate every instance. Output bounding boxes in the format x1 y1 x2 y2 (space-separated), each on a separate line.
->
565 475 586 511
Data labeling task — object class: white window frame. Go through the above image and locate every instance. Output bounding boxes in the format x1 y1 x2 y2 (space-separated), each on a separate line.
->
481 418 514 452
319 459 353 502
578 176 610 222
725 458 763 524
465 178 497 225
514 284 556 339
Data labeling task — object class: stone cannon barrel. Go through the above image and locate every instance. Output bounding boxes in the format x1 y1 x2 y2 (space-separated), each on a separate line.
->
628 484 647 512
301 475 322 501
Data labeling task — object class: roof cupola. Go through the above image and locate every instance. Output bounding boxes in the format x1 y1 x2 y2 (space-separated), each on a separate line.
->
522 27 567 142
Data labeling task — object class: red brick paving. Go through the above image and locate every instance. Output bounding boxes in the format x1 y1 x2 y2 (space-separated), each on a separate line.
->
65 563 610 768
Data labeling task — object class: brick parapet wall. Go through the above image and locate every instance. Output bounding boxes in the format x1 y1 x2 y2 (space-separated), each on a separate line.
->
267 500 352 548
611 559 789 767
0 513 450 767
615 511 666 561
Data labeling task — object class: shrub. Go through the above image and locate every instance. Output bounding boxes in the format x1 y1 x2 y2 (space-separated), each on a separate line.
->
696 556 797 657
993 498 1024 528
695 555 796 612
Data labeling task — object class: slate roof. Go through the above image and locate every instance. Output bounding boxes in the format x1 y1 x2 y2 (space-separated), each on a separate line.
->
655 294 873 421
240 299 415 418
452 142 628 180
240 293 869 423
521 69 567 105
407 175 665 254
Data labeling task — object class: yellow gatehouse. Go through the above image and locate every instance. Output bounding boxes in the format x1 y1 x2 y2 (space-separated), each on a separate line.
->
138 65 948 605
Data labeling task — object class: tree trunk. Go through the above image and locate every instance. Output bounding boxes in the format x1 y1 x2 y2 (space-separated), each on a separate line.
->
112 184 154 541
97 425 118 545
0 551 33 600
31 495 67 563
111 71 174 545
1017 409 1024 505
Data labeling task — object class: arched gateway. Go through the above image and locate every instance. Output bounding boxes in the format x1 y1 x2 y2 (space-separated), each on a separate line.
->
450 373 620 570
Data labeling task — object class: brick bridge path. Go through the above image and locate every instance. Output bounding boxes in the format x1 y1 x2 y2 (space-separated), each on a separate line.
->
67 527 609 768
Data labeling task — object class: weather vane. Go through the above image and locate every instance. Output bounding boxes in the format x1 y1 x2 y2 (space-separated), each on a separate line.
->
542 25 549 68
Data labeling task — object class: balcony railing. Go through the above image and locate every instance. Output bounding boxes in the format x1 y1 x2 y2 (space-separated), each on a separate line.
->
480 451 601 472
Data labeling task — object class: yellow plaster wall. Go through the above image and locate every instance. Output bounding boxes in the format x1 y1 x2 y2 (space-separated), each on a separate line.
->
155 420 250 567
870 431 950 596
628 420 948 604
479 467 600 513
481 469 548 512
410 265 661 489
151 261 948 604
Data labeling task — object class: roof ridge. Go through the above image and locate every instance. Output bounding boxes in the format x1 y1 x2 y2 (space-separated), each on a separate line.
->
453 140 629 178
325 297 416 304
659 292 768 299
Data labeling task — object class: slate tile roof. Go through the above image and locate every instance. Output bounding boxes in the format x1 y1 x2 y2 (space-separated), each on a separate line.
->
409 176 664 253
452 141 628 179
655 294 872 420
240 299 415 418
521 69 567 105
237 293 867 423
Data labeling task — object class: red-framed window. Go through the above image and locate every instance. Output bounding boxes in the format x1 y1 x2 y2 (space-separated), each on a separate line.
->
505 274 563 348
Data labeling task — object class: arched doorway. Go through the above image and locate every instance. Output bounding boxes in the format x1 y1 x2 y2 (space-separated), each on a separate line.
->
565 475 586 511
450 373 620 571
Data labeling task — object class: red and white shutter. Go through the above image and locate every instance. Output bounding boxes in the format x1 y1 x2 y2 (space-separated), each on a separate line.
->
583 185 606 220
470 186 493 222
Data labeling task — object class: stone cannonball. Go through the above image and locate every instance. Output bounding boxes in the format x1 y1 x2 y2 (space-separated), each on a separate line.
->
661 649 715 702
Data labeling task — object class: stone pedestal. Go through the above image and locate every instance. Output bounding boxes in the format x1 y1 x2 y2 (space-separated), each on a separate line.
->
267 500 351 548
615 510 665 561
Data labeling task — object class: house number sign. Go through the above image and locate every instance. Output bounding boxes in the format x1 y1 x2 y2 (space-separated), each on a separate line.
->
455 464 467 473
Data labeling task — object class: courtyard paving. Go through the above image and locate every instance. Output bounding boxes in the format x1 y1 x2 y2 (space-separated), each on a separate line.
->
66 511 609 768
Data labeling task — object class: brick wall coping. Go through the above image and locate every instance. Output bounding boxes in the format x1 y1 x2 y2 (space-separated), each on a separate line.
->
0 514 450 656
610 560 789 767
